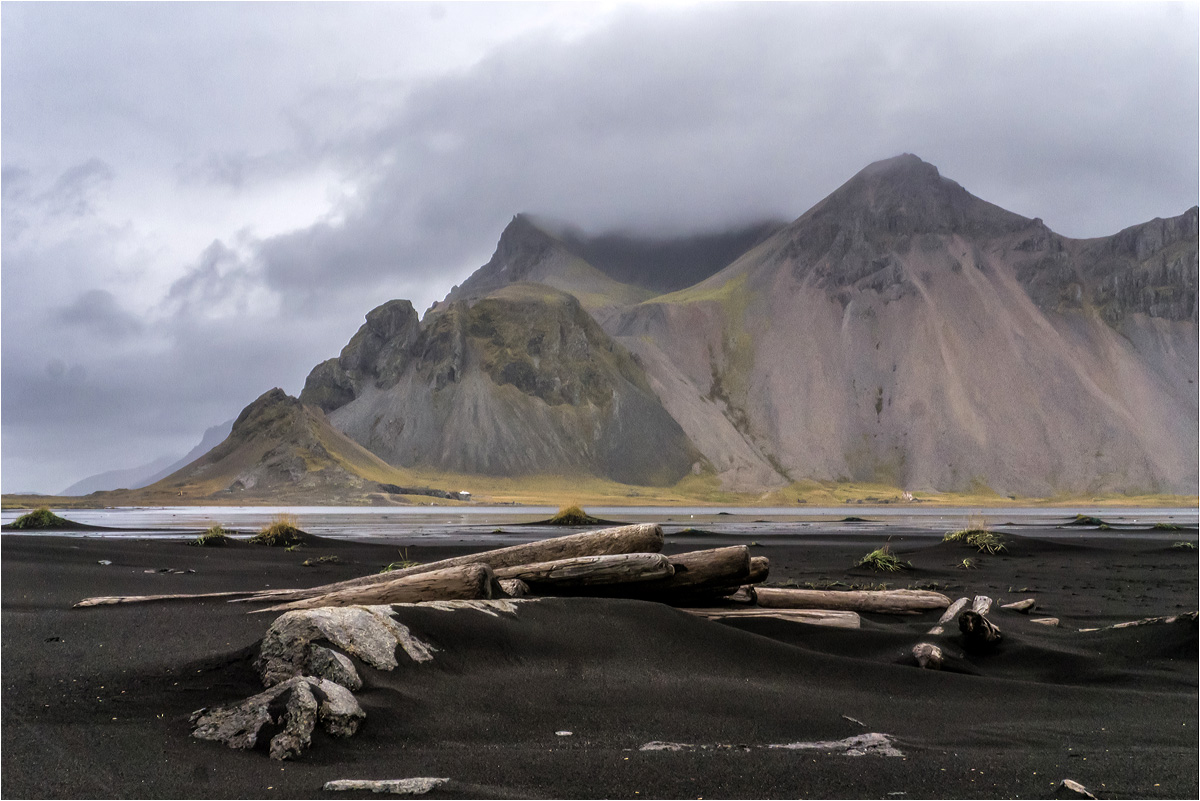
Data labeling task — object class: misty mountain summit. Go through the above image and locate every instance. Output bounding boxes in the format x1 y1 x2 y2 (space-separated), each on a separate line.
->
125 154 1196 502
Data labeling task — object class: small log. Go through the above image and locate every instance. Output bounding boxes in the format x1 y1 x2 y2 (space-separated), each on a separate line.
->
493 553 672 587
912 642 943 670
747 556 770 584
958 610 1002 649
755 588 950 615
928 597 970 635
1030 617 1059 627
1001 598 1036 613
972 595 993 615
75 590 261 608
498 578 529 598
682 608 860 629
255 565 494 613
234 523 664 604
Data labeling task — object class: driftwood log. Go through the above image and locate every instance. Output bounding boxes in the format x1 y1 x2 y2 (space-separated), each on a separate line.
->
493 553 673 588
614 546 752 600
972 595 994 615
755 588 950 615
74 590 260 608
928 597 970 635
912 642 943 669
682 608 861 628
747 556 770 584
1001 598 1036 613
255 565 495 613
232 523 664 605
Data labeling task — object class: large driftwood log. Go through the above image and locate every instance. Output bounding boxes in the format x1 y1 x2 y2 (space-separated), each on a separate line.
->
927 596 970 635
682 608 861 628
620 546 752 600
958 610 1002 649
234 524 664 605
493 553 672 588
755 588 950 614
255 565 494 613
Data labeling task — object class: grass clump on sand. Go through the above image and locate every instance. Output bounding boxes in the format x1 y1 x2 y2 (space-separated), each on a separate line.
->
546 504 604 526
1153 522 1182 531
302 555 342 566
249 514 304 547
380 548 420 573
856 544 909 573
945 515 1007 554
1172 541 1197 550
1069 514 1108 527
191 524 231 547
9 507 71 529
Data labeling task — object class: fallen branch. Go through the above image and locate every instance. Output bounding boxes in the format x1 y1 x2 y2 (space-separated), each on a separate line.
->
254 565 495 613
755 588 950 615
927 597 970 635
681 607 861 628
493 552 672 588
74 590 262 608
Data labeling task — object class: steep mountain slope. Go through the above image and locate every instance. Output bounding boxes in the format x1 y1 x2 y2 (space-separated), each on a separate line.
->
611 155 1198 496
302 284 703 486
133 389 438 503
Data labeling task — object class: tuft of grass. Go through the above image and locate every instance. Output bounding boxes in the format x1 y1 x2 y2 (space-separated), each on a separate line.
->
1069 514 1108 527
9 506 71 529
380 548 420 573
1153 522 1181 531
546 504 603 526
856 544 909 573
944 515 1007 554
1172 541 1197 550
191 524 231 547
302 555 342 567
957 557 978 569
249 514 304 547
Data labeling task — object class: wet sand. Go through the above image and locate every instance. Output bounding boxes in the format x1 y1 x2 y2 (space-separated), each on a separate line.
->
2 524 1196 799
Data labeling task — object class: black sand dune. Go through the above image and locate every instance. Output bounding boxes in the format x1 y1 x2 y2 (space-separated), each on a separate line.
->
2 527 1196 799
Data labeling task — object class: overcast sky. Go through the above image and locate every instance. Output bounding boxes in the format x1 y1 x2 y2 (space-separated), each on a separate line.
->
3 1 1198 493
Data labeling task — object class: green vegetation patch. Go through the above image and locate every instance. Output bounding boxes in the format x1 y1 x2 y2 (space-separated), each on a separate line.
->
250 515 305 547
856 545 910 573
546 505 606 526
1068 514 1109 527
191 524 231 547
302 555 343 566
1172 541 1197 550
944 528 1007 554
8 506 72 529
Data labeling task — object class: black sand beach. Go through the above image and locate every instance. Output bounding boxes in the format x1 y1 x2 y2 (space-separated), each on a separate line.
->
3 524 1197 799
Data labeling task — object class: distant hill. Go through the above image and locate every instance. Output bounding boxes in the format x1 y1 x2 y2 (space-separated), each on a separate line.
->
61 419 233 495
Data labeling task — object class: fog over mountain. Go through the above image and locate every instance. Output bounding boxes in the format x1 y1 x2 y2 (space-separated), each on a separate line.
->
3 2 1197 493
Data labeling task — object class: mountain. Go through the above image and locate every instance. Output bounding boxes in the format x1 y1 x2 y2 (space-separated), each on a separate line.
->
609 154 1197 495
60 419 234 495
126 389 445 504
302 283 703 486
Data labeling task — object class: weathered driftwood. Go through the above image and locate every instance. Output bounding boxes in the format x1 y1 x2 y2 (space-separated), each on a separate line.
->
255 564 494 613
498 578 529 598
958 610 1002 648
747 556 770 584
1056 778 1098 799
1030 617 1059 627
972 595 994 615
74 590 259 608
912 642 943 669
493 553 672 587
724 586 757 604
928 596 970 635
1077 610 1198 632
755 587 950 614
682 607 861 628
323 778 450 795
234 523 664 604
1001 598 1036 613
643 546 752 594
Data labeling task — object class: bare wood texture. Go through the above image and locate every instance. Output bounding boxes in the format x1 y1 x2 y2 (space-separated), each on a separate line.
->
255 565 494 613
1077 611 1198 632
958 610 1003 648
723 586 757 605
972 595 994 615
493 553 672 587
498 579 529 598
1030 617 1060 627
912 642 943 669
235 524 664 604
1001 598 1036 613
681 608 861 628
747 556 770 584
74 590 260 608
928 597 970 635
755 588 950 614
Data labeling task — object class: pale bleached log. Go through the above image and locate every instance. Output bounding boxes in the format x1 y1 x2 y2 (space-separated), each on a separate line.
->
493 553 672 587
1001 598 1036 613
928 597 970 635
75 590 261 608
234 523 664 604
755 588 950 615
747 556 770 584
972 595 993 615
1077 610 1198 632
912 642 943 669
1030 617 1059 627
254 565 494 613
682 607 861 629
625 546 752 599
